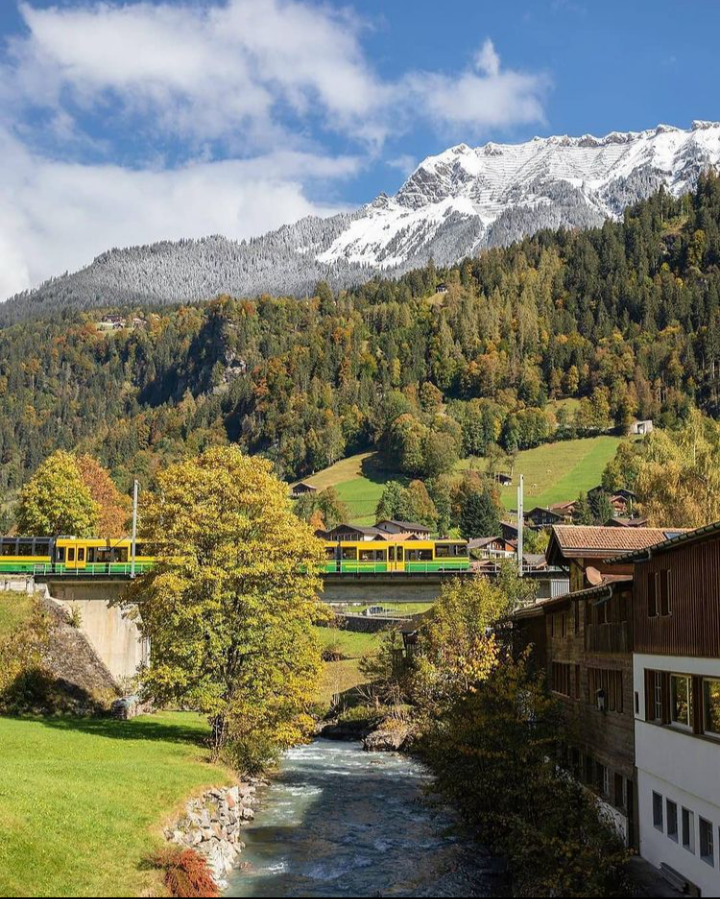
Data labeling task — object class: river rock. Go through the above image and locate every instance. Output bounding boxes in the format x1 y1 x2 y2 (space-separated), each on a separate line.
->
363 722 414 753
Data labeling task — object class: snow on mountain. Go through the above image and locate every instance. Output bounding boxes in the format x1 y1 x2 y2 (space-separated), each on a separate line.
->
3 122 719 323
317 121 720 269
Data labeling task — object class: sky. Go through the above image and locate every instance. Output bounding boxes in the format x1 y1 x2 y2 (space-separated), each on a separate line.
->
0 0 719 301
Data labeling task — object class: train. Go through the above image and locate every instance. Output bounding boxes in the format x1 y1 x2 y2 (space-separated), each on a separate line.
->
0 536 154 576
0 535 470 577
321 538 470 574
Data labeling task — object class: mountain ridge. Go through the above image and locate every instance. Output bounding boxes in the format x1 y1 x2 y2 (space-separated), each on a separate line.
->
3 121 720 324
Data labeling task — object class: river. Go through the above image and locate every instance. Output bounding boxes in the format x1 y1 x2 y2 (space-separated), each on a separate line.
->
225 739 495 898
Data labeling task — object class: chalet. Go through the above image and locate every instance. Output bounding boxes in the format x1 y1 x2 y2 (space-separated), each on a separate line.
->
606 517 649 529
526 506 567 529
291 481 317 498
546 525 686 594
467 535 516 560
319 524 386 542
501 520 519 543
609 523 720 895
375 520 432 538
494 472 513 488
517 574 638 847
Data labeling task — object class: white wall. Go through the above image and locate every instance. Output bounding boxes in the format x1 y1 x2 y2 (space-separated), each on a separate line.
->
634 653 720 895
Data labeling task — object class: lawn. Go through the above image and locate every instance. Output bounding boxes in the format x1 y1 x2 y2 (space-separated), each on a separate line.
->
0 591 32 639
299 452 406 525
301 436 621 524
458 435 622 511
0 713 231 898
314 625 385 709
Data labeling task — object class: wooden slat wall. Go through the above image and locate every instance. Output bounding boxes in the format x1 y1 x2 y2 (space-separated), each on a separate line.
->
634 538 720 657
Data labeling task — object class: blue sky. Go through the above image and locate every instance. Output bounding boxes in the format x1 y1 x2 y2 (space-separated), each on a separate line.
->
0 0 718 299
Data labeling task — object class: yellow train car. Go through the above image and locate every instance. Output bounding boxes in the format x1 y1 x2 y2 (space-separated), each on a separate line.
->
322 538 469 574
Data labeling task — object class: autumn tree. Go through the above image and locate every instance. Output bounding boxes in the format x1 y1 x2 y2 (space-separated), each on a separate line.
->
76 455 131 536
123 447 327 771
410 576 506 715
16 451 99 537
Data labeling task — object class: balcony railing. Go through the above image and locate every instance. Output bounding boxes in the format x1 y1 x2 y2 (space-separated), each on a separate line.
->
585 622 629 654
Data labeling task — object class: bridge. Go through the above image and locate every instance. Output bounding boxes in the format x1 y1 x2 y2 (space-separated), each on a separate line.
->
4 564 566 682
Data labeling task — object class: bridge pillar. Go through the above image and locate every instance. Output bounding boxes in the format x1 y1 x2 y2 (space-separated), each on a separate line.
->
43 579 147 682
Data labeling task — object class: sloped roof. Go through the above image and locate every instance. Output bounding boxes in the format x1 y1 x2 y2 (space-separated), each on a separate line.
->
547 525 688 563
376 519 431 532
607 519 720 565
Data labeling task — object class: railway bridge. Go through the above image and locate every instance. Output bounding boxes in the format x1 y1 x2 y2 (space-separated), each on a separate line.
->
5 565 565 680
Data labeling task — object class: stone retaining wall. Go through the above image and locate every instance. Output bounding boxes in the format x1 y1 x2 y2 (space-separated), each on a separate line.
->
165 779 266 890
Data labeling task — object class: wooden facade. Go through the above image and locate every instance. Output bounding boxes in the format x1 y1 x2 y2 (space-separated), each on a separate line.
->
632 536 720 659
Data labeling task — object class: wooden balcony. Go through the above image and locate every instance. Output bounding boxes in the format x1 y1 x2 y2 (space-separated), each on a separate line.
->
585 622 630 654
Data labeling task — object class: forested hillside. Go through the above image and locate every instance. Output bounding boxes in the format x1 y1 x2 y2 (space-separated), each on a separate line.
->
1 175 720 510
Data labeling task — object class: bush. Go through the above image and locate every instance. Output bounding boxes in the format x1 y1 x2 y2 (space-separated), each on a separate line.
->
321 640 346 662
420 654 631 897
150 848 219 898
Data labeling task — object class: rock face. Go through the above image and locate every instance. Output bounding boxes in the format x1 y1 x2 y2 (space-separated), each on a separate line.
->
165 780 266 890
4 122 720 324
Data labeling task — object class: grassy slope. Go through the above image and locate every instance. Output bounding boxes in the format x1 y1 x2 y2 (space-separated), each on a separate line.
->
303 435 621 523
300 452 406 525
0 592 32 639
0 712 231 898
458 435 622 512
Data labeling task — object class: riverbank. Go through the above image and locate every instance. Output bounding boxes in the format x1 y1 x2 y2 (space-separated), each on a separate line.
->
0 712 233 897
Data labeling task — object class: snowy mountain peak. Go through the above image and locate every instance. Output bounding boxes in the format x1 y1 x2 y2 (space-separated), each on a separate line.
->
4 122 720 323
317 122 720 269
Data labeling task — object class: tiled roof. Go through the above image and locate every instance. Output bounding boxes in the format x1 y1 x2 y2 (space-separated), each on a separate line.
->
608 519 720 565
549 525 689 559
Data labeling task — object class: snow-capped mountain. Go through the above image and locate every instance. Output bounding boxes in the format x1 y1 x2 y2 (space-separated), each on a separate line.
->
3 122 720 323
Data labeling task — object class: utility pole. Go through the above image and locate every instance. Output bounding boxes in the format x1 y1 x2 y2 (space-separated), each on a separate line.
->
130 480 139 578
517 474 524 578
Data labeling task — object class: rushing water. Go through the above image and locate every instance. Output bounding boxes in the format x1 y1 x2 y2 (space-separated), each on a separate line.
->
225 739 493 898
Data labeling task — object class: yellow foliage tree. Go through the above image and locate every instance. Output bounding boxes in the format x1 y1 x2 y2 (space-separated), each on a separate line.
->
76 455 131 536
16 451 99 537
122 446 327 770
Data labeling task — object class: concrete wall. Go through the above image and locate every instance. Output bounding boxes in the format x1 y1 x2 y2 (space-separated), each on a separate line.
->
321 578 442 606
634 653 720 894
44 580 147 682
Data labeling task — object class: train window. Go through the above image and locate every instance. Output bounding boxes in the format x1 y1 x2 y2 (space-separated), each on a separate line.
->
359 549 387 561
435 545 451 558
68 548 76 563
325 547 336 560
341 547 358 560
34 540 51 556
408 549 433 561
18 542 34 557
56 547 65 563
1 541 17 557
134 544 145 557
78 549 86 562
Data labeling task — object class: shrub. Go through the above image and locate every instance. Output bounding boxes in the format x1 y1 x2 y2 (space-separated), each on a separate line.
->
150 848 219 898
320 640 346 662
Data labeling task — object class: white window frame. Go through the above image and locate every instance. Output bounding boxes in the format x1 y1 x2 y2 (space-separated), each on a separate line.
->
682 807 696 854
653 792 664 832
703 678 720 738
699 817 714 867
667 799 679 843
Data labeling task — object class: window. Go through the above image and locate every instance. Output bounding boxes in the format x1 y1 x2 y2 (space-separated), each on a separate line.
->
68 548 76 563
671 674 693 729
703 679 720 737
614 774 626 810
595 763 609 797
667 800 679 842
659 570 672 616
584 755 594 785
551 663 572 697
653 792 664 831
588 668 624 713
653 672 665 722
700 818 714 866
574 603 580 634
648 572 657 617
682 808 695 853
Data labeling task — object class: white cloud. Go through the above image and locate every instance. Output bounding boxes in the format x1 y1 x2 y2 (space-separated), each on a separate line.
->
0 126 359 298
0 1 551 299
